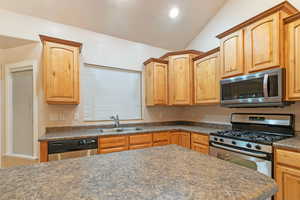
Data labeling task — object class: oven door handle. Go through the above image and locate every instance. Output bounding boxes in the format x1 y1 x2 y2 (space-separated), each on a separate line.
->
210 142 268 158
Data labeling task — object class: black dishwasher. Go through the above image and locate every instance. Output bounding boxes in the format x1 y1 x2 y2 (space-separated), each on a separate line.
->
48 138 98 160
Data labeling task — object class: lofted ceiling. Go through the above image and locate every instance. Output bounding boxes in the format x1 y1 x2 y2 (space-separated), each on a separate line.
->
0 35 36 49
0 0 226 50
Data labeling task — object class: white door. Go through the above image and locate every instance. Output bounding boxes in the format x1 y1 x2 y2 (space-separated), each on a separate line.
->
5 60 38 159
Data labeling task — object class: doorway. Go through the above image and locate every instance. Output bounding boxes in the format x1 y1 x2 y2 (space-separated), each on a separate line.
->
3 60 38 164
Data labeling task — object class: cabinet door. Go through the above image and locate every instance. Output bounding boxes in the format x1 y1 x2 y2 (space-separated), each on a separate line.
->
276 165 300 200
220 30 244 78
170 132 190 149
194 52 220 104
169 54 193 105
44 41 79 104
191 143 209 154
245 13 280 73
153 63 168 104
286 18 300 100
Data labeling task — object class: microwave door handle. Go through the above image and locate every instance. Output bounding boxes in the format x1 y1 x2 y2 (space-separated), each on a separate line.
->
263 74 269 97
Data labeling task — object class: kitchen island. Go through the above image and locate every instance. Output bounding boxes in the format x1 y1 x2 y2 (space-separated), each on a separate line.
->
0 145 276 200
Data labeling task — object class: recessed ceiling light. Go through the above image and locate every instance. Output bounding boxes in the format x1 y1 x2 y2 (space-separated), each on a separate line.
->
169 7 179 19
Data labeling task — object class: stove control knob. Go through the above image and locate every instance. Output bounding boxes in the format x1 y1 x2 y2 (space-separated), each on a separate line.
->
246 143 252 148
214 137 218 142
220 139 224 142
232 141 236 145
255 145 261 150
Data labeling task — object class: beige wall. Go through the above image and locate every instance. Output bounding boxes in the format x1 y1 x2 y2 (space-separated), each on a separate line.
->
187 0 300 51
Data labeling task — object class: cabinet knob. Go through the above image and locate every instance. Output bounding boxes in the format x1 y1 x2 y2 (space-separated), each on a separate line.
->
52 72 55 76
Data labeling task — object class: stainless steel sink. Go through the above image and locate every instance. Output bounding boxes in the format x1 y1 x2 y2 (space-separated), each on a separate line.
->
99 127 143 133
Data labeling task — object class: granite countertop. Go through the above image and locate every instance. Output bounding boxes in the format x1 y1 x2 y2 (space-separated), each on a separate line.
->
39 125 225 141
0 145 277 200
273 135 300 152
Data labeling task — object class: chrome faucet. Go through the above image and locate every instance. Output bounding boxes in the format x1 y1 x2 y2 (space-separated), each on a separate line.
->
110 115 120 128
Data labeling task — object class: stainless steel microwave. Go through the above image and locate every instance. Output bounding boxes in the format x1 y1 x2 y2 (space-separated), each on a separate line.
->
220 68 291 108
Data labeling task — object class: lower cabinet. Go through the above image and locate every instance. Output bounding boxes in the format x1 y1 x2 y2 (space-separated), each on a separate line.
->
275 148 300 200
153 132 170 146
191 133 209 154
98 135 129 154
170 131 191 149
129 134 153 150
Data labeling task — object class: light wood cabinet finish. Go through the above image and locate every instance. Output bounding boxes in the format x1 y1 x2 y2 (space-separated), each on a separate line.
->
194 51 220 104
170 132 191 148
153 132 170 146
39 141 48 162
98 135 129 154
145 60 168 106
191 133 209 154
168 54 194 105
245 12 281 72
220 30 244 78
285 14 300 100
129 134 152 146
41 36 81 104
275 148 300 200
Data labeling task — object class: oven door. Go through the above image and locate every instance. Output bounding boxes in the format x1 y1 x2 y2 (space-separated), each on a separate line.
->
209 145 272 177
221 68 283 106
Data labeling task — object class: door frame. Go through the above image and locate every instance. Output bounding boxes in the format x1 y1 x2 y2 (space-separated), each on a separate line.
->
4 60 38 159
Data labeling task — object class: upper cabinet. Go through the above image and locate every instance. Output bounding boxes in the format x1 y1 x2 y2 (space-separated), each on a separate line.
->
285 13 300 101
217 1 298 79
168 54 195 105
144 58 168 106
245 13 281 72
193 48 220 104
219 30 244 78
40 35 82 104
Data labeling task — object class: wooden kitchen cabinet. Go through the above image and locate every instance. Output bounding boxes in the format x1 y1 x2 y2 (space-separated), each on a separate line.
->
170 132 191 149
285 13 300 101
168 54 195 105
275 148 300 200
144 58 168 106
40 35 81 104
98 135 129 154
244 13 281 73
219 30 244 78
193 48 220 104
191 133 209 154
217 2 297 78
129 134 153 150
153 132 170 146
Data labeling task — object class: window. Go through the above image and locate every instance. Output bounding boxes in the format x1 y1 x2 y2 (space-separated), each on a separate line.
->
83 64 142 121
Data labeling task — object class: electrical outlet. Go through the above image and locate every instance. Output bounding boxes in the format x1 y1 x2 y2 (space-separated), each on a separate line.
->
74 112 80 121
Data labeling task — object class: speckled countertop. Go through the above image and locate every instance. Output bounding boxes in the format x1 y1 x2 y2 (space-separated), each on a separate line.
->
0 145 277 200
39 124 226 141
273 135 300 151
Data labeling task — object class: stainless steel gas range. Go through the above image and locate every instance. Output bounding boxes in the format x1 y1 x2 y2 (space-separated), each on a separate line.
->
209 113 294 178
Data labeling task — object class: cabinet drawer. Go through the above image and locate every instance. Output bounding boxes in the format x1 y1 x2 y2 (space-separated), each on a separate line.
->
276 149 300 168
99 146 128 154
99 136 128 148
153 141 169 147
153 132 170 142
129 143 152 150
192 143 209 154
191 133 209 145
129 134 152 145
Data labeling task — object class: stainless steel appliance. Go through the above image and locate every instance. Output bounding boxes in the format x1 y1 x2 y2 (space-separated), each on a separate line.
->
209 113 294 178
220 68 291 108
48 137 98 161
